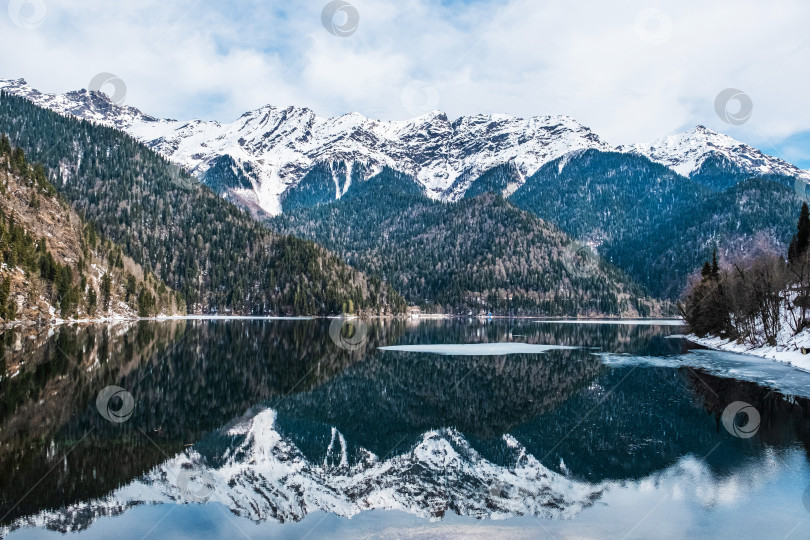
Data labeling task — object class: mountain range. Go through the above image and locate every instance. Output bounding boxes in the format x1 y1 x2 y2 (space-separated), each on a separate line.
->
0 78 806 310
271 167 665 315
1 78 806 218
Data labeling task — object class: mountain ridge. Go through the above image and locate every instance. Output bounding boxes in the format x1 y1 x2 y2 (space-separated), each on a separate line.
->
3 78 804 217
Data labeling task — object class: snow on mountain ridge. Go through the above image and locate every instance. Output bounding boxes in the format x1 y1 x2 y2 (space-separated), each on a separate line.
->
2 78 808 215
618 125 810 181
0 79 611 214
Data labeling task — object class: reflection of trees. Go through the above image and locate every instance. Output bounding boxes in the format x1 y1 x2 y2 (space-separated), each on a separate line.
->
0 319 404 527
0 319 721 527
272 320 687 461
686 369 810 463
0 321 187 527
507 365 810 483
395 319 687 356
276 349 603 457
0 322 182 445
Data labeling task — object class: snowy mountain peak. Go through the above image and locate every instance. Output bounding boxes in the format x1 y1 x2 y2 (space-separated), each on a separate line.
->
619 124 810 181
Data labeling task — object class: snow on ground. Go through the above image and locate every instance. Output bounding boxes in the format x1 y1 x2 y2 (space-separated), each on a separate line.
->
684 294 810 372
687 331 810 373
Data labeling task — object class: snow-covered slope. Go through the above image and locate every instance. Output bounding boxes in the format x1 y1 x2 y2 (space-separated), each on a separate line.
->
0 79 611 214
2 78 808 215
618 125 810 181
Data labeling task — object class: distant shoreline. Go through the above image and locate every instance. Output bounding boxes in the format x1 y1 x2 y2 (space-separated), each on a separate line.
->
1 315 686 328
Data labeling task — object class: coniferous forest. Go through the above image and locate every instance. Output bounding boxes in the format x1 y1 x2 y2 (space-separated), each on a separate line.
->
0 134 183 318
0 92 406 316
271 168 665 316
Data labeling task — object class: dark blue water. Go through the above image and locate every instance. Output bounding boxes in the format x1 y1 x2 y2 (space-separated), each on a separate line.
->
1 319 809 539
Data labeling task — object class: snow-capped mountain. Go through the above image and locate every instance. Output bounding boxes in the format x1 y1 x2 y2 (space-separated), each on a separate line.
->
1 78 808 216
618 125 810 182
0 78 611 214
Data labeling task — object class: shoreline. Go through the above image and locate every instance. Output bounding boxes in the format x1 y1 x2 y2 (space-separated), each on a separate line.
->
1 314 687 328
686 332 810 373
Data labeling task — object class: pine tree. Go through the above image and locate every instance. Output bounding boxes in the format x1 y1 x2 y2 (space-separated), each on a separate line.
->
711 250 719 279
701 261 712 281
101 273 112 311
797 203 810 258
125 274 136 303
86 286 97 315
0 134 11 156
0 277 9 320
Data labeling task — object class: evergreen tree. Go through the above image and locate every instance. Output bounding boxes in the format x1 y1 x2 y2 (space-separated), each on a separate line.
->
701 261 712 281
86 286 97 315
0 277 9 319
125 274 136 303
101 274 112 311
790 202 810 264
798 203 810 256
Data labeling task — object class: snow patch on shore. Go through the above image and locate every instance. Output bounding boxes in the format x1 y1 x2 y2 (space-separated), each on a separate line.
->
687 329 810 373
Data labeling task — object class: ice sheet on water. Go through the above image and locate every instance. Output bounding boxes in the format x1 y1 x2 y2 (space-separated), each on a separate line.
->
598 348 810 399
378 343 579 356
533 319 685 326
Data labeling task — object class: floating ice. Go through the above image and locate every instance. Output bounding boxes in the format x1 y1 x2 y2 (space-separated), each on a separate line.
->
533 319 685 326
378 343 579 356
599 348 810 400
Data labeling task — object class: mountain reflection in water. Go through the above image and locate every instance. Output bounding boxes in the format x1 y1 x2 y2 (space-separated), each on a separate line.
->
1 319 810 536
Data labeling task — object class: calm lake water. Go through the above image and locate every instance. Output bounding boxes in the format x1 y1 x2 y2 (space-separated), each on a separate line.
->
2 318 810 539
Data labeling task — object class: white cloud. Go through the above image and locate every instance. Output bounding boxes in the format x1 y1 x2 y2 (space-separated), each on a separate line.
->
1 0 809 155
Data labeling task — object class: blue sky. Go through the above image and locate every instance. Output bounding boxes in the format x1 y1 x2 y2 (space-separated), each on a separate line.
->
1 0 810 167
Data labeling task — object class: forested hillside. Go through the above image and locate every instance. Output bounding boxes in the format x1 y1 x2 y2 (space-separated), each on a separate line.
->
511 150 802 298
270 168 666 317
0 137 178 320
0 92 406 316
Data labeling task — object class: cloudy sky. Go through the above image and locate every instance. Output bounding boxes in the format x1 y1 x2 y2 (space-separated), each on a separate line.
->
2 0 810 166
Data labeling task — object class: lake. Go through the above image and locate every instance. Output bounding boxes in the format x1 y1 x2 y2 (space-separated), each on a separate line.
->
1 318 810 539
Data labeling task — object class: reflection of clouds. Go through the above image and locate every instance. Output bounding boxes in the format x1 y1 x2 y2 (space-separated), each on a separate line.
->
625 450 782 508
